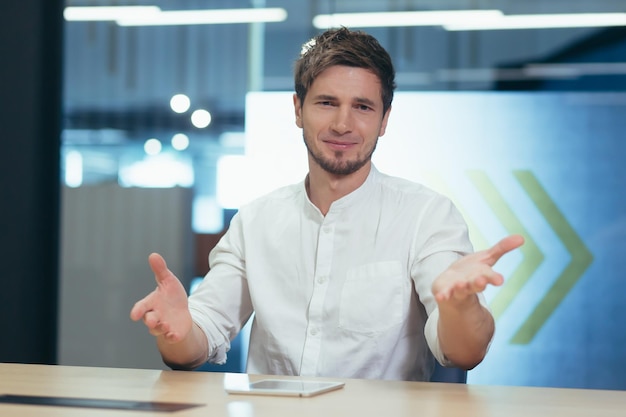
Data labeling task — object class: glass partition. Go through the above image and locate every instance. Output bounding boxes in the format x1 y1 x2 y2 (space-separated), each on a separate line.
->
60 0 626 388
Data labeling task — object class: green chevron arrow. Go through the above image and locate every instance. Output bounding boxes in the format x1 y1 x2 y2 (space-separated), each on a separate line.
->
467 171 544 320
510 171 593 344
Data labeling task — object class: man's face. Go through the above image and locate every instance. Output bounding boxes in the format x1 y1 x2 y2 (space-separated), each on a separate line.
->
293 65 390 176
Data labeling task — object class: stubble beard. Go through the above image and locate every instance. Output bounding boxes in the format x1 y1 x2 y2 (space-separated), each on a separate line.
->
303 133 378 176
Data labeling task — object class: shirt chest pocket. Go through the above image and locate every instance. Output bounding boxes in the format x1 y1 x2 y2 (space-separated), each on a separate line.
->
338 261 406 334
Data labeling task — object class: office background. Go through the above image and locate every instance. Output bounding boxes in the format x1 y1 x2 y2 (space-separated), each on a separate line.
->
2 0 625 390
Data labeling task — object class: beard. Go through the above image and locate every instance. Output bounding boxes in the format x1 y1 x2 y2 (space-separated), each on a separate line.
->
302 133 378 176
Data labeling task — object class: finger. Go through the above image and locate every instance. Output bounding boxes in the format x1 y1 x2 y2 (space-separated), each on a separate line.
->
445 283 481 303
468 270 504 292
434 279 470 301
435 276 477 301
143 310 161 329
130 298 151 321
148 253 173 286
473 264 505 286
436 282 472 303
143 311 173 338
484 234 525 265
164 330 183 343
436 270 504 302
434 289 451 303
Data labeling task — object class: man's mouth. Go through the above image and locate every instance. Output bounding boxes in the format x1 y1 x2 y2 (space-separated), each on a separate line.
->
323 140 356 150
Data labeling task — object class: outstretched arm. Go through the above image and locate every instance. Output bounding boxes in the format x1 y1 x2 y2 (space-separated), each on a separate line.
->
130 253 208 370
432 234 525 369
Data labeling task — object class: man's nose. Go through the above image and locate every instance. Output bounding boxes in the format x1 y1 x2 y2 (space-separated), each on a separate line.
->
330 107 353 134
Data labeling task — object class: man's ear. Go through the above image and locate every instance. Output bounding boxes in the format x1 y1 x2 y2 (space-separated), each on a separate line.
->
293 93 303 128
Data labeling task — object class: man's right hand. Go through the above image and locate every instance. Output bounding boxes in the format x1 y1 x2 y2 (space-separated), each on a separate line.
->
130 253 193 344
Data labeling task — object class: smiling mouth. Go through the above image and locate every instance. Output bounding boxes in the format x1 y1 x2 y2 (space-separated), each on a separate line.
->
324 140 356 149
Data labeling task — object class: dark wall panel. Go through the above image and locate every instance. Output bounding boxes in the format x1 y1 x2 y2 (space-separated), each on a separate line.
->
0 0 63 363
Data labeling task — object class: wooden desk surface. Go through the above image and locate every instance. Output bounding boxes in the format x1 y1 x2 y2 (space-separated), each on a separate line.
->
1 363 625 417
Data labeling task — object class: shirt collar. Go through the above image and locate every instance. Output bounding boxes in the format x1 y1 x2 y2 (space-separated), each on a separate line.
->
329 164 378 211
301 164 379 217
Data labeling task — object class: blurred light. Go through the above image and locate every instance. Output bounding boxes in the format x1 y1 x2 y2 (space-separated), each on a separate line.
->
64 150 83 188
313 10 626 31
119 155 194 188
191 109 212 128
62 128 127 145
171 133 190 151
144 138 162 155
220 131 246 148
64 6 161 21
170 94 191 113
313 10 503 29
445 13 626 31
192 196 224 233
227 401 254 417
525 62 626 77
216 155 251 209
190 277 204 294
117 8 287 26
244 92 309 201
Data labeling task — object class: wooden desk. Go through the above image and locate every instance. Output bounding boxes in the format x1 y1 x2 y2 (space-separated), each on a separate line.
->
1 363 625 416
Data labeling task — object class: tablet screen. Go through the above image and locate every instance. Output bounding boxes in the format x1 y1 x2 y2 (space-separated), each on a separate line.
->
225 379 345 397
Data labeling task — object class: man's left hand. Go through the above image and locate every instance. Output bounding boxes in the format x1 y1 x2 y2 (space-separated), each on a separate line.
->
432 234 525 305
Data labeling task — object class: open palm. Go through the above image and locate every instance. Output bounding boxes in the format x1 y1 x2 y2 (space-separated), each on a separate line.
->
130 253 192 343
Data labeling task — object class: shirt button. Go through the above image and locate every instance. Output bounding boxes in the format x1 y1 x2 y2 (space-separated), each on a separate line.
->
310 328 319 336
317 276 327 284
323 226 332 234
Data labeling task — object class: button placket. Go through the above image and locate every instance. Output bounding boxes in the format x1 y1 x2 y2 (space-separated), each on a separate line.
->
299 219 335 376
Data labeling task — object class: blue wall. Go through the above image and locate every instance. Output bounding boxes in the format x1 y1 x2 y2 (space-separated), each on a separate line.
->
387 92 626 390
240 91 626 390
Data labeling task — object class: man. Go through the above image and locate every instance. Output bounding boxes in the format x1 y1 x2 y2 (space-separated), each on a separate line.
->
131 27 524 381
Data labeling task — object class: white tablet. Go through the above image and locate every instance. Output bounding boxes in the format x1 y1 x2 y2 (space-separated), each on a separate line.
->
225 379 345 397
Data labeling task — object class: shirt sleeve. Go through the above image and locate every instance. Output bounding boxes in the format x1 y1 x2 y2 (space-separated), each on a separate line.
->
188 212 253 365
409 193 478 366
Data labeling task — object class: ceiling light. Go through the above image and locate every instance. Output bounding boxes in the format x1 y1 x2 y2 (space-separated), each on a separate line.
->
64 150 83 188
313 10 503 29
171 133 190 151
524 62 626 77
444 13 626 31
170 94 191 113
64 6 161 21
191 110 212 128
116 8 288 26
144 138 162 156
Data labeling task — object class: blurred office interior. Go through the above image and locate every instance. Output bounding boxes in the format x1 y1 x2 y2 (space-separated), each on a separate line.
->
2 0 626 390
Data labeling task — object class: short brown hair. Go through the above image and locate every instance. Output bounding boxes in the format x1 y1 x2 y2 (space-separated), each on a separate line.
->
294 27 396 115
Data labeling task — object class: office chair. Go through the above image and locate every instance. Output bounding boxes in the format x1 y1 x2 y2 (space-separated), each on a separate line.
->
429 362 468 383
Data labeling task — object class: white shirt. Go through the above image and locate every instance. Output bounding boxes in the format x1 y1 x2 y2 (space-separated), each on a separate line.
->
189 165 474 381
